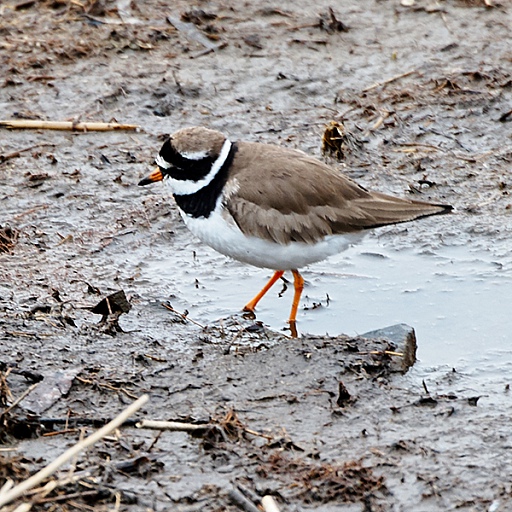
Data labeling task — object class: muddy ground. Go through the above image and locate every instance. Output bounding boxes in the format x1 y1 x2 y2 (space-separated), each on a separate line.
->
1 0 511 510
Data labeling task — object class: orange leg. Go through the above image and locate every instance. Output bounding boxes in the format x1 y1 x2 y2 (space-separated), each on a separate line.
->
243 270 285 313
288 269 304 337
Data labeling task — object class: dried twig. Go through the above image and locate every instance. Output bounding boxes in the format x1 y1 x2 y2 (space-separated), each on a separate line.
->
11 503 31 512
363 69 417 92
161 303 206 328
75 376 139 400
1 383 39 417
235 483 261 508
0 120 139 132
369 350 403 357
363 112 390 137
244 427 273 440
262 495 281 512
353 350 403 358
138 414 272 441
136 419 209 432
228 488 261 512
137 419 228 444
452 150 495 162
0 481 14 498
0 395 148 508
21 466 96 505
12 205 49 220
0 144 55 164
42 429 80 438
394 142 444 152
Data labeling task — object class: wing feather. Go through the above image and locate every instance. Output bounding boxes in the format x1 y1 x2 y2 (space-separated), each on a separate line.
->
224 142 451 245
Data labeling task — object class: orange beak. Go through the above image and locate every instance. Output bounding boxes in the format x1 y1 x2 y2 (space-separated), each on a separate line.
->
138 167 164 186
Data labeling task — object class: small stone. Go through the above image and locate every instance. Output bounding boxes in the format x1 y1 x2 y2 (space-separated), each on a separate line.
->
362 323 417 372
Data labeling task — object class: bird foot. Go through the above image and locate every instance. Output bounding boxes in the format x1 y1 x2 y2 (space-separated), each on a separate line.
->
288 320 299 338
242 307 257 320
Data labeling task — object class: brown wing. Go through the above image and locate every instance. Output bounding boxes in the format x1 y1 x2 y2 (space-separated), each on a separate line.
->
225 141 451 245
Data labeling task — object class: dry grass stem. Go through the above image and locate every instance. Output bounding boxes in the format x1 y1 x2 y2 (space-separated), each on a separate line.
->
2 383 40 417
262 495 281 512
363 69 417 92
0 120 140 132
136 420 208 432
0 395 148 508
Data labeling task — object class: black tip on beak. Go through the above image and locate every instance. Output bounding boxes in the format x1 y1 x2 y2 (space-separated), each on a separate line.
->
138 177 153 186
138 168 164 186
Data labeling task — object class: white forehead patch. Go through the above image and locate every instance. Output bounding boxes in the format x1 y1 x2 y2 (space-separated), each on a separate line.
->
156 154 171 169
181 150 210 160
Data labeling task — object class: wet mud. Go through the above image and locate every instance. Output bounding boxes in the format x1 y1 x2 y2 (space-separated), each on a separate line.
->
1 1 511 510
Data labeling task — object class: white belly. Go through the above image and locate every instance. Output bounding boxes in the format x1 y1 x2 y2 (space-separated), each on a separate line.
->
180 203 364 270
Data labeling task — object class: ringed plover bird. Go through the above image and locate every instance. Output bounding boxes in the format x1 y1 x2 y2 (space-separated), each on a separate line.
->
139 126 452 336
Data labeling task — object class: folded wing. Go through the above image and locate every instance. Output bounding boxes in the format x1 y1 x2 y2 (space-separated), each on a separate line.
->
225 142 451 245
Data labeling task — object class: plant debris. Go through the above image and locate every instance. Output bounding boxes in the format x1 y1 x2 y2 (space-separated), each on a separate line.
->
318 7 349 33
322 121 363 160
257 454 386 504
90 290 132 334
0 226 18 254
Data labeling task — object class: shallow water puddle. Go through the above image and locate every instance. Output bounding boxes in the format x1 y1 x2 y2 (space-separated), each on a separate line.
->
141 235 511 372
307 240 511 366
